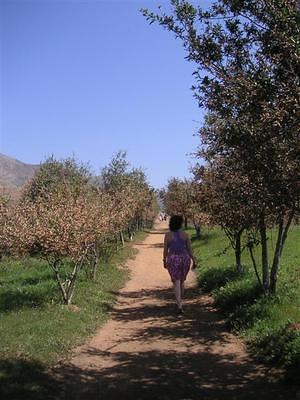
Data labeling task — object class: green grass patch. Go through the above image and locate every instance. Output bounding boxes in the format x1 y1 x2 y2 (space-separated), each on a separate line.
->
0 230 147 399
188 225 300 377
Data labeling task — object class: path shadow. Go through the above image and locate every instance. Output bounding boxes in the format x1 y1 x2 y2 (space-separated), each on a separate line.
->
2 285 297 400
143 229 167 235
135 243 164 249
108 288 226 344
53 286 296 400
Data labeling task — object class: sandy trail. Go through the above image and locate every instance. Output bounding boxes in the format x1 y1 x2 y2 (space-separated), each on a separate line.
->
57 221 296 400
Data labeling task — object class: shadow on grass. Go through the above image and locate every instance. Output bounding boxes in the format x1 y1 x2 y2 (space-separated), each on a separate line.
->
198 266 242 293
249 324 300 367
0 358 60 400
244 319 300 381
197 266 300 379
190 230 219 244
198 266 265 329
0 283 57 313
0 271 54 286
214 280 263 312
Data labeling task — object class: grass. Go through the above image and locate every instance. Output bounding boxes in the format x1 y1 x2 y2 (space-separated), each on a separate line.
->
189 225 300 379
0 230 148 399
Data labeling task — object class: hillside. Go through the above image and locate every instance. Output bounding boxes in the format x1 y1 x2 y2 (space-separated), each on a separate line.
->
0 154 39 199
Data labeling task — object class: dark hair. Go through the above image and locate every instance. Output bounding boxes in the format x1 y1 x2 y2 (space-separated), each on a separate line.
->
169 215 183 232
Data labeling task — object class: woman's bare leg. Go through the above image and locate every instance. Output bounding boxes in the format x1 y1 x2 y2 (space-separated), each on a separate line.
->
180 281 185 300
173 280 182 309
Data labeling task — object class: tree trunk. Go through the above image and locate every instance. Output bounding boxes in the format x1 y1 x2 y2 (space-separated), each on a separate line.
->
193 219 201 238
270 210 294 293
51 259 68 304
260 212 270 292
248 244 263 289
279 209 295 257
120 231 125 246
65 261 81 304
66 253 87 304
184 216 188 229
92 255 99 281
115 233 120 251
270 220 284 294
235 230 243 273
128 227 133 241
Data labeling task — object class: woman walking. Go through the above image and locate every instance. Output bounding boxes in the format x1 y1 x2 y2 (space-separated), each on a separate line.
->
163 215 197 314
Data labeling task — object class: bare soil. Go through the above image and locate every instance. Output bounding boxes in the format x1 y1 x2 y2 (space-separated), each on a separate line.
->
54 221 297 400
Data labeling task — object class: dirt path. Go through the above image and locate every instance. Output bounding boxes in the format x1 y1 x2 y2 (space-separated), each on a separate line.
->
56 221 296 400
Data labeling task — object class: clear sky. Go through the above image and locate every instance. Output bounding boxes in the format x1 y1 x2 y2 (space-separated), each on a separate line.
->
1 0 211 188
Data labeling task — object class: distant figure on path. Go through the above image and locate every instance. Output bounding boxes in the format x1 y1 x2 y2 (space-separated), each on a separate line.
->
159 212 167 222
163 215 197 314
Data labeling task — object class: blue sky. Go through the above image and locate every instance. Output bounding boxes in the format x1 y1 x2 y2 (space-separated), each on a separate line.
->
1 0 211 188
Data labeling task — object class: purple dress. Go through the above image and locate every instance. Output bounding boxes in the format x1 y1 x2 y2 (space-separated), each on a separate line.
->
166 230 191 282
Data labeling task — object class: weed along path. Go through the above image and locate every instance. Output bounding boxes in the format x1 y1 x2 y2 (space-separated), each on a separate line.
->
56 221 296 400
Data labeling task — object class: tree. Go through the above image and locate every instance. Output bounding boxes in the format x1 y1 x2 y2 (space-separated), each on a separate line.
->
193 157 259 274
99 151 157 243
4 186 114 304
1 153 157 303
163 178 191 228
0 196 10 258
22 155 91 202
163 178 210 234
143 0 300 293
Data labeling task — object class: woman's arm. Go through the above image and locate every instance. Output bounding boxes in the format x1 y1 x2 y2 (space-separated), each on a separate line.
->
163 233 168 268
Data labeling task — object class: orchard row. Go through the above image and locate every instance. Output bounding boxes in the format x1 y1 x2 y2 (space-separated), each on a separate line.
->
149 1 300 295
0 152 158 304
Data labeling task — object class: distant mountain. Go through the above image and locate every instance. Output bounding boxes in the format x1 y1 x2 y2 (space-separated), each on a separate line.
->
0 154 39 199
